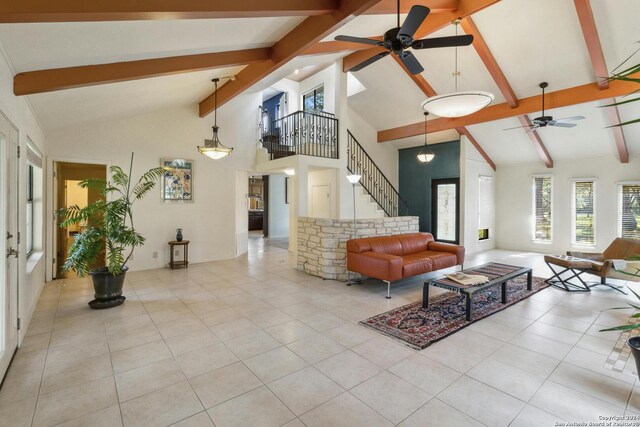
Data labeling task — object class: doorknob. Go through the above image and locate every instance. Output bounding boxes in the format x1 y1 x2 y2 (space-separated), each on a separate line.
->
6 247 18 259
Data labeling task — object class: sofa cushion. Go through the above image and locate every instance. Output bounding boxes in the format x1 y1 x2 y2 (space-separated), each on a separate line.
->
413 251 458 272
398 233 433 256
402 253 434 278
367 236 404 256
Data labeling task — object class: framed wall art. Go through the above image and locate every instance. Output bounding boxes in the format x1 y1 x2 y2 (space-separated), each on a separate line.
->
161 158 194 202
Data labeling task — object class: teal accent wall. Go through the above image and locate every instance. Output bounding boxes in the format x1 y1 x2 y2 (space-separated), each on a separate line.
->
399 140 460 232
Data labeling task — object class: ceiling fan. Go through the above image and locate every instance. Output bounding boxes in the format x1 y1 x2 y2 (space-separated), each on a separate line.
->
504 82 585 132
333 1 474 74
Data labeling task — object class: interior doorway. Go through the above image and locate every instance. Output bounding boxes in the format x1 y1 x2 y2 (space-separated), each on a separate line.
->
431 178 460 244
0 111 19 381
53 162 107 278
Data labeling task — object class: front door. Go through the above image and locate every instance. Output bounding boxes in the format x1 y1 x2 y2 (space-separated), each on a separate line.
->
431 178 460 244
0 112 19 380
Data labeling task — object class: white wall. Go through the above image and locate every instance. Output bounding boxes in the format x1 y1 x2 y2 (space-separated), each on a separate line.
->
345 106 399 188
268 174 289 238
300 65 337 114
270 79 300 114
495 155 640 254
0 44 47 345
308 168 338 219
461 137 496 254
46 92 261 271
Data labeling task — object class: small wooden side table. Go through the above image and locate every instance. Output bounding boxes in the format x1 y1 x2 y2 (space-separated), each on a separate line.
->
168 240 189 269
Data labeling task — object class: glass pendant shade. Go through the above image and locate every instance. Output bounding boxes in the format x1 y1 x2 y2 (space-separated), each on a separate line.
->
198 125 233 159
417 111 435 163
421 91 495 118
199 78 233 159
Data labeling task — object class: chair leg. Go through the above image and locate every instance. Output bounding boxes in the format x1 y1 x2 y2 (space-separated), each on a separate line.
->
545 261 590 292
384 280 391 299
587 276 627 294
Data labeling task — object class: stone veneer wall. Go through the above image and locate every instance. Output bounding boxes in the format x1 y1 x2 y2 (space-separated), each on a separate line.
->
297 216 420 281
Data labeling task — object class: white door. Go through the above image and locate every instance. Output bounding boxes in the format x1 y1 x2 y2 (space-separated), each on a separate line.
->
311 185 331 218
0 112 19 379
52 163 58 278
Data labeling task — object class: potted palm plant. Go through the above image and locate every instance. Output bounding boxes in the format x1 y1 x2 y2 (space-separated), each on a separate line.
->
59 154 164 309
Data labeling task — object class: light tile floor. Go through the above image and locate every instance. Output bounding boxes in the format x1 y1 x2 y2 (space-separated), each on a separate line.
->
1 236 640 426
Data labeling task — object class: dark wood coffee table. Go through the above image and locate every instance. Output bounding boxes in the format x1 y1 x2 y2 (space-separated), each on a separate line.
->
422 262 532 321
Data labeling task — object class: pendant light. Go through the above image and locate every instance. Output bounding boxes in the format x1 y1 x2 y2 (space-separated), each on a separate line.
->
417 112 435 163
421 19 494 118
198 78 233 159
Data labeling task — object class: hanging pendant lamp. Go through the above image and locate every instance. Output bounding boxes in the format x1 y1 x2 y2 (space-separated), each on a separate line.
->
417 112 435 163
198 78 233 159
421 19 494 118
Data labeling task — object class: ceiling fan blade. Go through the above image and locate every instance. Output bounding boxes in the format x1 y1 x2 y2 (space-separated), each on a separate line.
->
350 51 390 72
526 126 540 133
554 116 585 122
398 51 424 75
398 5 430 42
551 122 577 128
412 34 474 50
334 35 383 46
503 125 534 131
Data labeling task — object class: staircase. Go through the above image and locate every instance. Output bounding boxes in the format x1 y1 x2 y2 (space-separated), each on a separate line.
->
347 130 409 217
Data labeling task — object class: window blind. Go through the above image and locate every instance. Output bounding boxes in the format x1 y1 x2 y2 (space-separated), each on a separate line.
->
533 176 552 241
478 176 494 233
572 180 595 246
619 183 640 239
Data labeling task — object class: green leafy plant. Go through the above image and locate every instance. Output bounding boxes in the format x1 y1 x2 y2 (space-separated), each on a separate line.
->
59 154 165 277
602 42 640 127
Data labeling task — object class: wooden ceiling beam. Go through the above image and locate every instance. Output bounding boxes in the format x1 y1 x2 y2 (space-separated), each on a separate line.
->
517 116 553 168
199 0 384 117
392 55 496 170
343 0 500 72
377 75 640 141
0 0 340 22
459 16 517 107
13 48 271 96
603 99 630 163
573 0 608 89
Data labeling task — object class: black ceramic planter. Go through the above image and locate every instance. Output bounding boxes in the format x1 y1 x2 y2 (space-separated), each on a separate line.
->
629 336 640 379
88 266 128 309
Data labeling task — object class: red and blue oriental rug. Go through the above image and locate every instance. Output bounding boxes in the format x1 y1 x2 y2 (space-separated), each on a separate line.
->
359 274 548 350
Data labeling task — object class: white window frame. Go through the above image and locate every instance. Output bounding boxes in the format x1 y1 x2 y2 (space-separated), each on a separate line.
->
477 175 494 242
532 174 553 243
570 178 596 247
617 181 640 239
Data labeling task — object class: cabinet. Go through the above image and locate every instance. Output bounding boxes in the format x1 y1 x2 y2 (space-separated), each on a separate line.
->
248 211 263 230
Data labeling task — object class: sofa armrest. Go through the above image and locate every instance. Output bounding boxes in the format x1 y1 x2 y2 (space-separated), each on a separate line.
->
347 252 403 282
566 251 603 261
427 242 465 265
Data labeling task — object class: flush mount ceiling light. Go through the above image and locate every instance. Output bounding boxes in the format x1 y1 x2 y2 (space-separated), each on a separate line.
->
417 112 435 163
421 19 494 118
198 78 233 160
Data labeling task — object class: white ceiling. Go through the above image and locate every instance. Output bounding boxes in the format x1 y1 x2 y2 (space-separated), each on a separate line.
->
0 1 637 165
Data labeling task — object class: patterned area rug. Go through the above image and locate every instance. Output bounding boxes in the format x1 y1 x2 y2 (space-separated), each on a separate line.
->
360 275 549 350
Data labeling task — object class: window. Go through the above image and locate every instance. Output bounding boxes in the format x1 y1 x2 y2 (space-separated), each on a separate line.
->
572 180 595 246
302 85 324 111
532 175 552 242
618 182 640 239
26 163 33 255
478 176 494 241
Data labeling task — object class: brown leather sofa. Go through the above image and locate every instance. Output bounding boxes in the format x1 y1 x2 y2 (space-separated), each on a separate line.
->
346 232 465 298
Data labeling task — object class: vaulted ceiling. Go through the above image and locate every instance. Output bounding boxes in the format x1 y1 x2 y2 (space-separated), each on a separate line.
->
0 0 638 166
